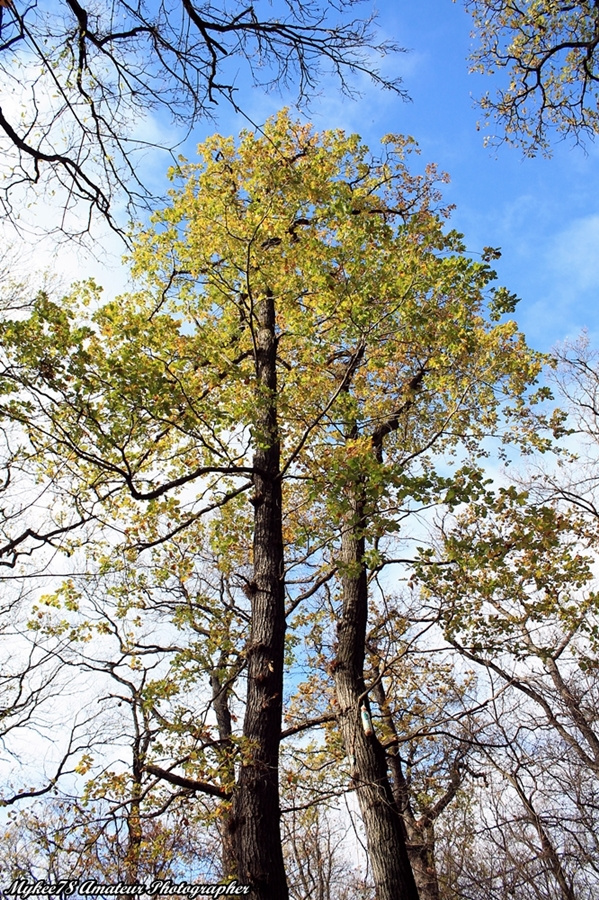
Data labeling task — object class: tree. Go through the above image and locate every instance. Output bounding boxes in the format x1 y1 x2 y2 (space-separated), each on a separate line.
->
432 671 599 899
463 0 599 153
0 792 211 886
122 116 542 899
0 0 404 237
12 514 252 883
367 650 476 900
419 482 599 898
281 785 375 900
402 337 599 898
0 111 543 896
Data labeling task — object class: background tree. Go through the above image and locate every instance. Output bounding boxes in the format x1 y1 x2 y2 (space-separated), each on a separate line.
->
464 0 599 153
366 635 478 900
0 0 404 236
4 516 249 885
0 251 86 568
281 782 375 900
419 482 599 898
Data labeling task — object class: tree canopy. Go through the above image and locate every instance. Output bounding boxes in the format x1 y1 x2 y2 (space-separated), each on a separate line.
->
1 0 599 895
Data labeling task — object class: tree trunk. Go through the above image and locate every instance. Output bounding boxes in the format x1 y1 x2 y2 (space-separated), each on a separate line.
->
210 666 237 879
372 681 443 900
401 820 441 900
125 771 143 880
125 696 151 880
333 499 419 900
231 291 288 899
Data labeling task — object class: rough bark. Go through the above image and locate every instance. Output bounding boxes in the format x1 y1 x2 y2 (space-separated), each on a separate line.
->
231 291 288 899
210 666 237 879
125 761 143 880
333 496 419 900
372 682 443 900
388 757 444 900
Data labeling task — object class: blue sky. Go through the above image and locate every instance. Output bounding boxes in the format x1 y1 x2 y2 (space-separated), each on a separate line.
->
30 0 599 356
381 2 599 353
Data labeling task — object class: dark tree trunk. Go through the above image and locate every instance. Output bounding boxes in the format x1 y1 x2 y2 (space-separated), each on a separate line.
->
210 666 237 879
405 828 441 900
372 681 443 900
125 763 143 881
231 291 288 899
333 497 419 900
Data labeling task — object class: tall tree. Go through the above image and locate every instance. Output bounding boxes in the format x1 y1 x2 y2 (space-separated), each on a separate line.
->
1 112 543 894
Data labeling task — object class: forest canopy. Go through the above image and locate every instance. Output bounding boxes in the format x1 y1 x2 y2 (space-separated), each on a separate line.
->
2 113 592 900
